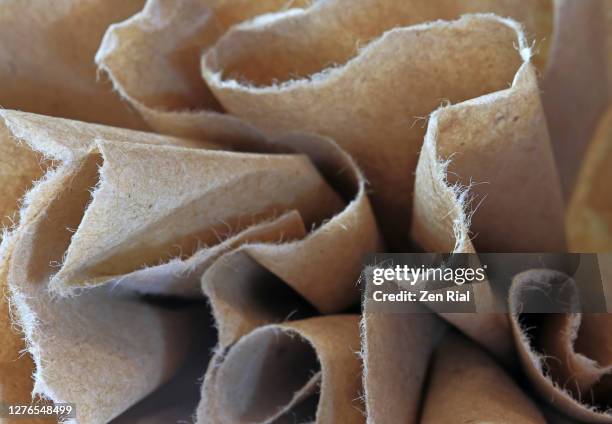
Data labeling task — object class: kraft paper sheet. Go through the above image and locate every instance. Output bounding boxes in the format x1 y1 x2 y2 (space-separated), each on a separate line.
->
0 0 146 129
420 332 546 424
198 315 363 424
95 0 315 143
200 4 552 247
0 1 610 423
510 270 612 422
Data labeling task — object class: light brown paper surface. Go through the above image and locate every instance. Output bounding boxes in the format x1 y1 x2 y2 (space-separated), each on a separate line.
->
567 107 612 252
361 307 444 424
0 112 231 422
412 60 565 254
541 0 612 197
202 8 552 247
49 141 343 294
0 110 378 422
509 270 612 423
408 24 566 361
0 110 346 299
0 121 55 423
198 315 363 424
3 158 194 424
95 0 312 142
203 133 381 346
0 0 146 129
421 332 546 424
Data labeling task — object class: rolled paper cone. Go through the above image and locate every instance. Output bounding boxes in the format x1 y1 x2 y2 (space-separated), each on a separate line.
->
3 157 196 423
202 7 552 247
95 0 313 142
509 269 612 422
202 133 381 346
0 110 337 422
361 306 445 424
0 110 347 297
407 22 565 359
0 110 378 421
198 315 363 424
541 0 612 197
0 0 147 129
49 140 344 294
420 332 546 424
412 56 565 254
567 107 612 252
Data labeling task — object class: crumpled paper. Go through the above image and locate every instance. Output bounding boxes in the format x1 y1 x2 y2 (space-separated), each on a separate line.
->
0 0 611 423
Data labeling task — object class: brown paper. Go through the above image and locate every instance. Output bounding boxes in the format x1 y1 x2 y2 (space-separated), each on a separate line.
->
567 107 612 252
509 270 612 422
48 140 343 295
0 110 345 298
95 0 312 142
201 7 552 247
0 110 379 421
361 307 444 424
202 133 381 346
0 111 232 422
2 159 195 423
412 54 565 254
198 315 363 424
408 23 565 360
420 332 546 423
0 121 53 423
541 0 612 197
0 0 147 129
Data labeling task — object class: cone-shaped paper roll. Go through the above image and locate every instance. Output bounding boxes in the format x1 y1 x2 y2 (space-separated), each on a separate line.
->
202 133 381 346
0 110 346 298
412 61 565 254
421 332 546 424
567 107 612 252
49 140 343 294
361 307 445 424
0 110 378 422
198 315 363 424
410 35 565 360
202 9 552 247
509 270 612 423
0 0 147 129
96 0 313 142
3 158 196 424
0 115 220 421
541 0 612 197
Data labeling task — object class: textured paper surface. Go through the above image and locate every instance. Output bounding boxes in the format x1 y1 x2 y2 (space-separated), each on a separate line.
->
0 110 378 422
201 5 552 247
567 107 612 252
421 332 546 424
510 270 612 422
0 1 610 423
96 0 312 142
0 112 225 423
198 315 363 424
203 133 381 346
361 307 444 424
541 0 612 197
407 19 565 361
0 0 146 129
